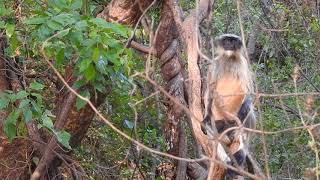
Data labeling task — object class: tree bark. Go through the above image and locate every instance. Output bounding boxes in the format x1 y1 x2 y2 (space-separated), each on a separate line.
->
99 0 190 178
169 0 227 179
97 0 154 26
154 1 189 179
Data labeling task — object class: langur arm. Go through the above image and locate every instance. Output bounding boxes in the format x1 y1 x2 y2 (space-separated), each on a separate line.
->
237 97 256 130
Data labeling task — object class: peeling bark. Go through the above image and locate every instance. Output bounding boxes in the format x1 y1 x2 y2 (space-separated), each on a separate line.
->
169 0 227 178
154 1 189 178
97 0 154 26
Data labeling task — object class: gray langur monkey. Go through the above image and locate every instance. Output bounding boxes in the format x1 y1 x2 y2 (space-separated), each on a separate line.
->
202 34 257 178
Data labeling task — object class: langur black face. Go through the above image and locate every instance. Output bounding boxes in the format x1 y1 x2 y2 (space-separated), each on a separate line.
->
218 34 242 51
216 34 243 59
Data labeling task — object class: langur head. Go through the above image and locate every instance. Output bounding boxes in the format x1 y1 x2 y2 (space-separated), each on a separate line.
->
216 34 243 60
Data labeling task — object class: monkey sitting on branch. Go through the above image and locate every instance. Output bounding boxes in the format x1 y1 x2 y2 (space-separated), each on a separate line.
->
202 34 256 178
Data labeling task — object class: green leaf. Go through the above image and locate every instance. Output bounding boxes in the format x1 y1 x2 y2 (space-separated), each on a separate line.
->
90 18 128 37
124 119 134 129
44 110 56 118
75 20 87 31
19 99 30 109
32 157 39 165
95 57 108 74
71 0 82 10
73 79 87 89
4 123 16 142
75 90 90 110
0 5 13 16
31 93 43 104
105 38 121 48
5 24 15 38
95 83 106 93
69 31 83 46
31 100 42 113
48 0 68 10
0 20 5 28
56 29 70 38
92 47 100 63
52 13 76 27
79 59 92 72
47 20 63 30
112 24 128 37
84 63 96 81
23 17 48 25
56 131 71 149
23 108 32 123
30 82 45 90
16 91 29 99
42 115 53 129
0 96 9 109
6 110 20 123
56 48 65 66
6 92 17 102
90 18 113 29
4 110 20 142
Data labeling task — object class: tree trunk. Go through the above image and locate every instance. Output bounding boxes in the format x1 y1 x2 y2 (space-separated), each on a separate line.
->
154 1 188 179
99 0 189 178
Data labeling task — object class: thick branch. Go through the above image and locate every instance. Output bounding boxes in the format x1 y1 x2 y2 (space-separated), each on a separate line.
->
187 162 207 180
170 0 227 179
130 40 157 55
31 91 77 180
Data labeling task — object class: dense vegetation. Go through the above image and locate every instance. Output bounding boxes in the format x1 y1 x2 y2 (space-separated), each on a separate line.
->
0 0 319 179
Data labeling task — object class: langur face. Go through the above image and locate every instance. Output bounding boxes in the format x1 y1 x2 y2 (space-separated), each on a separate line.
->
216 34 243 60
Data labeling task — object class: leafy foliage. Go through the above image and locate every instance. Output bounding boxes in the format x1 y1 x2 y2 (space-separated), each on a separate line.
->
0 0 133 150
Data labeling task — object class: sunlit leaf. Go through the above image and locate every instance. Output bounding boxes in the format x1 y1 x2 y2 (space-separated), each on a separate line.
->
56 131 71 149
16 91 29 99
30 82 45 90
95 57 108 74
73 79 87 89
75 20 87 31
84 63 96 81
23 108 32 123
0 20 5 28
48 0 68 10
92 47 100 63
47 20 63 30
56 48 65 66
0 96 9 109
76 90 90 110
124 119 134 129
4 110 20 142
52 13 76 27
79 59 92 72
23 17 48 25
5 24 15 38
56 29 70 38
42 115 53 129
71 0 82 10
19 99 30 109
